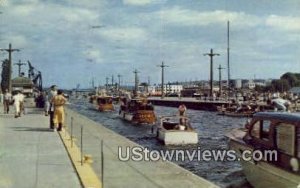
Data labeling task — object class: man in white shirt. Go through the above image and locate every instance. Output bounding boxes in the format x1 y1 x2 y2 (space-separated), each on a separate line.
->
13 90 25 118
271 98 291 112
48 85 57 129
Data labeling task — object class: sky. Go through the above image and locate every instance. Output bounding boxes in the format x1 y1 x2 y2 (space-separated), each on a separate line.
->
0 0 300 89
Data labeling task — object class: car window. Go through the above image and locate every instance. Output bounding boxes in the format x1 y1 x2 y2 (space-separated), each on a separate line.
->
261 120 271 141
276 123 295 156
251 120 260 138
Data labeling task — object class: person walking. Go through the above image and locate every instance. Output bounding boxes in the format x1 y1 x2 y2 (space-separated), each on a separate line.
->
43 91 50 116
3 89 12 114
48 85 57 129
51 90 67 131
12 90 25 118
0 91 3 104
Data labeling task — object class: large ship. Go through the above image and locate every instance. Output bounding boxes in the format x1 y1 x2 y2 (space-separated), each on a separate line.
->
226 112 300 187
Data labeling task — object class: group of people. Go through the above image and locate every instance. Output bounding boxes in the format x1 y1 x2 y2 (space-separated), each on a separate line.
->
45 85 67 132
1 85 67 132
1 89 25 118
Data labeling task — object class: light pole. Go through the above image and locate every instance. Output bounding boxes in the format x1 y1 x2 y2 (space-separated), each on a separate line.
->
217 64 225 95
14 60 26 77
0 43 20 92
204 49 220 97
133 69 139 96
117 74 122 91
157 61 169 99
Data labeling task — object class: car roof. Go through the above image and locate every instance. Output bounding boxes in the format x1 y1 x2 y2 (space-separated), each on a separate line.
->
254 112 300 123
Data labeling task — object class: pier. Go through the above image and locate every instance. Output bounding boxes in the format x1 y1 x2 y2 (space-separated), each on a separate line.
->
0 108 81 188
148 97 229 111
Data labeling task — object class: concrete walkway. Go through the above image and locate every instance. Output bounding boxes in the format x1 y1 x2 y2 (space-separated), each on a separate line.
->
0 106 81 188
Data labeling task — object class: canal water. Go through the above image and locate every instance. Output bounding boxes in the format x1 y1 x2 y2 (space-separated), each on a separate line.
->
68 98 251 188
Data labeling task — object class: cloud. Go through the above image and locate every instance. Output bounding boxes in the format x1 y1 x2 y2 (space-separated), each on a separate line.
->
123 0 155 6
266 15 300 32
97 27 147 41
1 34 28 48
83 49 103 63
154 7 260 28
62 8 99 24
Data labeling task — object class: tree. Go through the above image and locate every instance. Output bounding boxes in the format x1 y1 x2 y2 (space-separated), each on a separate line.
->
281 72 300 87
1 59 10 92
271 79 290 92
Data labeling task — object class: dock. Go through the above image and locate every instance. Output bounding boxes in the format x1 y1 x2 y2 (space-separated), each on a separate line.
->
148 97 229 111
0 107 81 188
0 105 219 188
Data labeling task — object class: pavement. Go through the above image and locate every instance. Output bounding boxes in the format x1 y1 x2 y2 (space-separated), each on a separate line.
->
0 105 81 188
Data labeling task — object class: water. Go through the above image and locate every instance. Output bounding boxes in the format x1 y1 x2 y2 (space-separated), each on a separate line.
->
68 98 251 187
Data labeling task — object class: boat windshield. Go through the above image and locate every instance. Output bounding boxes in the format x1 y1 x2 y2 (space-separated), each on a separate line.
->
97 98 112 104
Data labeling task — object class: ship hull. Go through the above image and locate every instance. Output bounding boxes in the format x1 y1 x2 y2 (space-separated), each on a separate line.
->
157 129 198 145
120 110 156 125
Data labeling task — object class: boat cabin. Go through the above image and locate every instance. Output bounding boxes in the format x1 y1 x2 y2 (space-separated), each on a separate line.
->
121 98 154 112
97 96 113 105
244 112 300 173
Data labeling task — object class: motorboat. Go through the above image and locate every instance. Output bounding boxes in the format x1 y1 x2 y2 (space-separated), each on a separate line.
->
96 96 114 112
157 116 198 145
217 105 255 118
119 97 156 124
226 112 300 188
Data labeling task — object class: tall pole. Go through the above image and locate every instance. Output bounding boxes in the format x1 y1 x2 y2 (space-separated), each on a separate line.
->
111 75 114 87
14 60 26 77
157 61 169 99
117 74 121 91
133 69 139 96
105 77 109 90
0 43 20 92
217 65 225 95
227 21 231 94
204 49 220 97
91 77 95 89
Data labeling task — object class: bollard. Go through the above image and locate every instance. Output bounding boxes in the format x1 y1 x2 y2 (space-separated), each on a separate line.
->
101 140 104 188
71 117 74 148
81 126 83 166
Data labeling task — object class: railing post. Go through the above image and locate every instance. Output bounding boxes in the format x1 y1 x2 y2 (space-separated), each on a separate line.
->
71 117 74 148
101 140 104 187
81 126 83 166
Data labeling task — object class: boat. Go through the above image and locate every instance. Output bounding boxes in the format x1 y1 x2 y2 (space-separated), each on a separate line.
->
157 116 198 145
226 112 300 188
96 96 114 112
119 97 156 124
217 105 255 117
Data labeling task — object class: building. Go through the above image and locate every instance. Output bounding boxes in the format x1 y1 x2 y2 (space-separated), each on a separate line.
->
11 76 34 96
289 87 300 95
242 79 256 89
154 84 183 96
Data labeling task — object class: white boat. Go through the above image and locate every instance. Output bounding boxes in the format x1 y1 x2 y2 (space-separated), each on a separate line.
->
226 112 300 188
157 116 198 145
